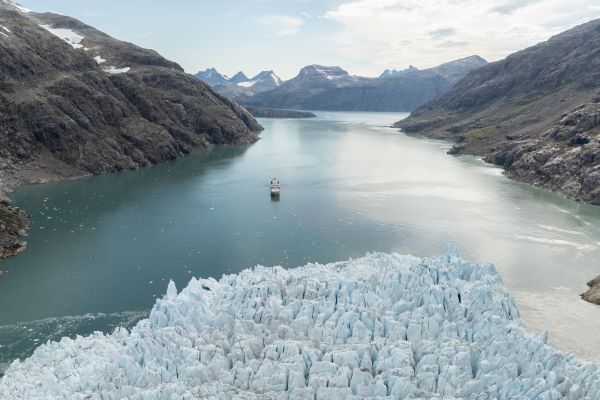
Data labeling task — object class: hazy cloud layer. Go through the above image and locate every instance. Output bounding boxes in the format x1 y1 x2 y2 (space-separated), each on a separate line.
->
325 0 600 69
258 14 305 36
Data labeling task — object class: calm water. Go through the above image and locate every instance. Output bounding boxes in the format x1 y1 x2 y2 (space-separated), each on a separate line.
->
2 111 600 371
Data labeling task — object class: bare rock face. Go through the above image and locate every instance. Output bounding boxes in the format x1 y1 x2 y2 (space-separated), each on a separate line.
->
396 19 600 204
582 276 600 305
487 102 600 204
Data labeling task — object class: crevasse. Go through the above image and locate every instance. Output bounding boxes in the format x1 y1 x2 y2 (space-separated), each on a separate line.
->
1 252 599 399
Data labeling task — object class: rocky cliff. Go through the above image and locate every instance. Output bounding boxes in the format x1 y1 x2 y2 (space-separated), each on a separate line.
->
0 1 262 257
396 19 600 204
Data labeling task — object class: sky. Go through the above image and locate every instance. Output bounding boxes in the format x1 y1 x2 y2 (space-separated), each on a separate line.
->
17 0 600 79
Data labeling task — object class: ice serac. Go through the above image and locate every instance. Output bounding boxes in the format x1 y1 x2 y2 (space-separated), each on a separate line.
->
1 253 600 399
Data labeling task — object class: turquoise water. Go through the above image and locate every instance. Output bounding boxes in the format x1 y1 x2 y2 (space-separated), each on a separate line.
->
2 111 600 370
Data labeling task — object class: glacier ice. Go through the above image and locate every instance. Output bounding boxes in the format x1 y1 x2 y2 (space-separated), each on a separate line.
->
1 252 599 399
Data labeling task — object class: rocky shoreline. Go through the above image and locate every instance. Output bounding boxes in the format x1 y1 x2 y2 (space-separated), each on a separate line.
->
582 275 600 305
243 106 316 119
398 97 600 205
0 190 30 261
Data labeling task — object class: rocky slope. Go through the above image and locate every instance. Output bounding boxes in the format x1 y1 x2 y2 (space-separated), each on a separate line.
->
243 57 486 112
396 19 600 204
0 0 262 256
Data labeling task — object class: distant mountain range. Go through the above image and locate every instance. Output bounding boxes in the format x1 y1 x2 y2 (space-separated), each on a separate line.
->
379 65 418 79
196 56 487 112
397 19 600 204
195 69 283 97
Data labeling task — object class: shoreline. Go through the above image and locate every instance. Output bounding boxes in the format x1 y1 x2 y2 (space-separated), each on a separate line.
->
395 121 600 207
0 189 30 261
0 141 259 261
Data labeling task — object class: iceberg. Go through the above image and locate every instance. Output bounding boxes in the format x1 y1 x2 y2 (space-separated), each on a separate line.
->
1 252 599 399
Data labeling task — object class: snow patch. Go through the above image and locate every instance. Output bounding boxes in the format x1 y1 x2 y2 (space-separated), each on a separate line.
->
39 25 84 49
238 80 257 88
0 25 10 33
102 66 130 74
271 72 281 85
315 67 346 80
1 252 599 398
93 55 106 64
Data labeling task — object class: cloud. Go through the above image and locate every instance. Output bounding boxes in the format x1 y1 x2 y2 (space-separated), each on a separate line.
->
325 0 600 70
429 27 456 39
259 15 305 36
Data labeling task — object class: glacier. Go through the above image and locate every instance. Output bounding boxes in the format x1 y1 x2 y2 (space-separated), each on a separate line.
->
1 252 599 399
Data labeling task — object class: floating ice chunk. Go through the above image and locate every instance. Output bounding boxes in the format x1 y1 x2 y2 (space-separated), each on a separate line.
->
39 25 84 49
102 66 131 74
1 253 600 399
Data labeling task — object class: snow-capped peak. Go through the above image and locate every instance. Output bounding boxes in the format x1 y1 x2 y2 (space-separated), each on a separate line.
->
300 65 350 80
229 71 250 84
251 70 282 86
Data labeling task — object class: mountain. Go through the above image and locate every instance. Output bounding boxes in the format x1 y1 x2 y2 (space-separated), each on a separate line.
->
427 55 488 83
0 0 262 257
248 70 282 92
0 3 261 185
239 64 366 109
243 57 486 112
206 69 283 99
396 20 600 204
194 67 229 86
229 71 249 84
379 65 418 79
